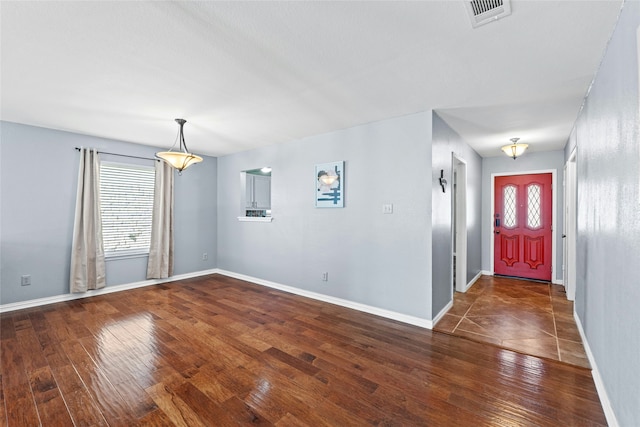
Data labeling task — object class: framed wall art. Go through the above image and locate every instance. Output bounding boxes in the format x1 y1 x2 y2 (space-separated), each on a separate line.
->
315 161 344 208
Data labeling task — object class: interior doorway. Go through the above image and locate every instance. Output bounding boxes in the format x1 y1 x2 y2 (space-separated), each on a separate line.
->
452 155 467 292
563 149 577 300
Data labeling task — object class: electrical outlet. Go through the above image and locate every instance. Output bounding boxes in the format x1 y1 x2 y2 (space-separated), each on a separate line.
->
21 275 31 286
202 253 208 261
321 272 328 281
382 203 393 214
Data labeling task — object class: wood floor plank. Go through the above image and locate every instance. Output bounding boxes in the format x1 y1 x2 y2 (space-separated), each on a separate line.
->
187 365 236 404
59 339 136 425
219 395 274 426
28 366 75 426
144 382 208 427
172 381 243 426
113 378 159 420
0 274 607 426
49 364 110 427
134 407 176 427
274 412 311 427
16 327 47 372
0 315 16 340
0 375 7 427
0 338 41 426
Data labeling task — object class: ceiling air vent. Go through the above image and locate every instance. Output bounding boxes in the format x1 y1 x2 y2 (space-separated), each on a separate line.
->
464 0 511 28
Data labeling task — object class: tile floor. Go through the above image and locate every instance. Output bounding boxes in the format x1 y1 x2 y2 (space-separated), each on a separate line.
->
434 275 590 368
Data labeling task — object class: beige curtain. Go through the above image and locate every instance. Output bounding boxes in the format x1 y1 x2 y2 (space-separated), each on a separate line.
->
70 148 106 292
147 161 174 279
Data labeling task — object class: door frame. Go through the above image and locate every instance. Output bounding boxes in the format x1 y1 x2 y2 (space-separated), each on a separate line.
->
563 148 577 300
452 154 468 292
490 169 558 283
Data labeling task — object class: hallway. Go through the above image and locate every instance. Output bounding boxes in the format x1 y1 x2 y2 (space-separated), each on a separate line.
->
434 275 590 368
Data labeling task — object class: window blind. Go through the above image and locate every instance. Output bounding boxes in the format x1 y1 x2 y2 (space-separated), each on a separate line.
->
99 162 155 257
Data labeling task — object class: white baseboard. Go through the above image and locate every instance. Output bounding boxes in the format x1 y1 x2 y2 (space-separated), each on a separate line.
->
216 269 433 329
552 279 564 285
432 300 453 326
463 271 483 292
2 268 434 329
481 270 493 276
0 269 220 314
573 311 619 427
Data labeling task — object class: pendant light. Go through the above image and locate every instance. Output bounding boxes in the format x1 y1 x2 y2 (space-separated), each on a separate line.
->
156 119 203 173
319 172 339 185
501 137 528 159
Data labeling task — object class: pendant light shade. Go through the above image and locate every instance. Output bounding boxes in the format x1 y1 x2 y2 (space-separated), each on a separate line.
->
501 137 528 159
156 119 203 172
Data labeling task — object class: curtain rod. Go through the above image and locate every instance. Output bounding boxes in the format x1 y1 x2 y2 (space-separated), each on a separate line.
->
74 147 159 162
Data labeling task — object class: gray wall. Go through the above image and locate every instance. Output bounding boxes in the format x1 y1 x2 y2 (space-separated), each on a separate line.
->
0 121 217 305
567 1 639 424
481 151 565 282
431 112 483 315
217 112 434 319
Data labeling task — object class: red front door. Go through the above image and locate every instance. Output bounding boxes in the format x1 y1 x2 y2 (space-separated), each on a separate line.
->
494 173 552 281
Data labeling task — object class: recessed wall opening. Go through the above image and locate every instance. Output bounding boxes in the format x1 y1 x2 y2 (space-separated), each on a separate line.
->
240 168 272 220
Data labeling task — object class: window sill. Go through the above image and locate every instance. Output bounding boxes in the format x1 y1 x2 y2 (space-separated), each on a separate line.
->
105 252 149 261
237 217 273 222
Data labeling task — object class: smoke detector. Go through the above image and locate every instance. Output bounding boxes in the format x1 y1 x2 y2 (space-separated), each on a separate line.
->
464 0 512 28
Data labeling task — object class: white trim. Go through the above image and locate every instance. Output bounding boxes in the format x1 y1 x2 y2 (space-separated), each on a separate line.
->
464 270 483 292
481 270 494 276
552 279 564 285
433 300 453 325
3 268 433 329
435 271 480 325
564 147 577 301
237 216 273 222
490 169 557 283
573 311 619 427
216 269 433 329
452 154 468 293
0 269 220 313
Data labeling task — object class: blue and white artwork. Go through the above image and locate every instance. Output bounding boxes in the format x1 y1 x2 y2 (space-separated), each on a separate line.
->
315 161 344 208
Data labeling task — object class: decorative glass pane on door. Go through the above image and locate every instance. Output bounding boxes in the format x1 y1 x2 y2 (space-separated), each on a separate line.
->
527 184 542 229
503 185 517 228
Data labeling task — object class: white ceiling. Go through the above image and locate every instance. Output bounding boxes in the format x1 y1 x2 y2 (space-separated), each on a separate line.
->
0 1 623 158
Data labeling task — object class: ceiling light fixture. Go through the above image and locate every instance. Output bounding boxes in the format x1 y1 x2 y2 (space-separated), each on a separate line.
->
501 137 528 159
319 173 339 186
156 118 203 173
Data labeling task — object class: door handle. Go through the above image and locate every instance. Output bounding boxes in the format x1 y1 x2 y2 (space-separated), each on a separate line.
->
495 230 500 234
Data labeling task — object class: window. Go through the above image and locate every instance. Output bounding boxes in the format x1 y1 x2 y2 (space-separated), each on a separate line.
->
99 162 155 257
527 183 542 229
503 184 517 228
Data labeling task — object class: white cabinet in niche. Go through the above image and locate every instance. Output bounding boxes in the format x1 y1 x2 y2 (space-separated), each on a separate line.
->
239 168 272 221
246 174 271 209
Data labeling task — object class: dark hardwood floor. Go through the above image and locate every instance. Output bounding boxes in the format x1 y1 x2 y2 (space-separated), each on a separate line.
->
1 274 606 426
